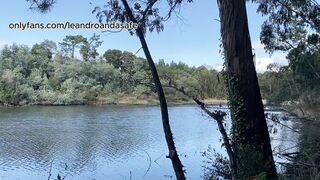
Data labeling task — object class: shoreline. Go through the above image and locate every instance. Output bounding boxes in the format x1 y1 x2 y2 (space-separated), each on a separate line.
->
280 103 320 120
0 98 229 107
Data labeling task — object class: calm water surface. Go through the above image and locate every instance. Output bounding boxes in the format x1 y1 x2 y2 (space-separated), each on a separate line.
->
0 105 299 180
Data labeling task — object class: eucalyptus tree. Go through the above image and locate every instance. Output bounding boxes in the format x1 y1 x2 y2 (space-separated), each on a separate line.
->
217 0 277 179
257 0 320 76
255 0 320 103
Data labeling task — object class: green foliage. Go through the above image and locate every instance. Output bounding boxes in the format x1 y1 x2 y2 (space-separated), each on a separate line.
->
282 120 320 180
103 49 122 69
31 40 56 59
0 41 226 106
255 0 320 107
157 61 227 100
225 74 249 145
255 0 319 53
92 0 192 35
59 35 87 58
80 34 103 61
258 59 320 107
202 146 231 180
233 145 267 179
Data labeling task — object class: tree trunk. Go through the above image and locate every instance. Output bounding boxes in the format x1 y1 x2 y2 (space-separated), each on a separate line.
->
71 44 75 58
120 1 186 179
217 0 278 179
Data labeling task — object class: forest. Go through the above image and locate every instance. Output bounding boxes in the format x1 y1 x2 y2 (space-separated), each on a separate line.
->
0 38 227 106
0 36 318 109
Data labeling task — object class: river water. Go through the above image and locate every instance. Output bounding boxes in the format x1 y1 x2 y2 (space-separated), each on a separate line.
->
0 105 299 180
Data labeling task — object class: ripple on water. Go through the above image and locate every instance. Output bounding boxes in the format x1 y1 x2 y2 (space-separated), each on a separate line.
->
0 105 299 179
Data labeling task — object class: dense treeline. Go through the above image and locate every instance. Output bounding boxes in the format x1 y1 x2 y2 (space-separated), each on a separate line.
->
1 36 318 107
0 38 227 106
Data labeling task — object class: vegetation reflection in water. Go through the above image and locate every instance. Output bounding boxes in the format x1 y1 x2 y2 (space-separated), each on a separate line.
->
0 105 299 180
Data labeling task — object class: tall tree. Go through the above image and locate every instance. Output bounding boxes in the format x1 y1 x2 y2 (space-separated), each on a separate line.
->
80 34 103 61
217 0 277 179
93 0 197 179
59 35 87 58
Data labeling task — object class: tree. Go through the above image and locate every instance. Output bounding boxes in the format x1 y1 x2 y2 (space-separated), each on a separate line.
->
93 0 191 179
30 40 56 79
103 49 123 69
255 0 319 53
31 40 56 59
255 0 320 107
80 34 103 61
27 1 190 179
59 35 87 58
120 51 135 74
255 0 320 81
217 0 277 179
26 0 55 13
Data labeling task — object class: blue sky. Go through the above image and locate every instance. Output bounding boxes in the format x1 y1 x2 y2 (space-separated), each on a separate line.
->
0 0 288 72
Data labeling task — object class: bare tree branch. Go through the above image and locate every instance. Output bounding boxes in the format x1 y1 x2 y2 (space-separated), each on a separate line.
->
135 80 237 177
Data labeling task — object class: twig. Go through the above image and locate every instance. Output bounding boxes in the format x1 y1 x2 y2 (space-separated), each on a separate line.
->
140 0 157 23
154 153 164 165
137 81 237 178
274 144 299 155
47 161 53 180
61 173 69 180
266 115 299 133
142 150 152 177
134 47 143 55
101 28 124 35
213 18 221 22
129 171 132 180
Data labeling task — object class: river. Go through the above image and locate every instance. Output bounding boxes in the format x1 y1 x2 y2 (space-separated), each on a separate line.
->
0 105 300 180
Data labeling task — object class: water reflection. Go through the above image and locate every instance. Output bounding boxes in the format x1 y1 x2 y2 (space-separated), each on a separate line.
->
0 105 299 179
265 108 300 171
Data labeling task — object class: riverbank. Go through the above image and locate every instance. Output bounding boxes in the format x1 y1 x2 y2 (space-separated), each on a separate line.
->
0 95 228 107
279 102 320 180
281 102 320 121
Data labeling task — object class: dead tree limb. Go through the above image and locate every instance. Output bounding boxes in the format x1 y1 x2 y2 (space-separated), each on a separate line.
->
163 85 237 178
138 81 237 178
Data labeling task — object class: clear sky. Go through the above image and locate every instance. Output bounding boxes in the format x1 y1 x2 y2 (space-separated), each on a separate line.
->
0 0 288 72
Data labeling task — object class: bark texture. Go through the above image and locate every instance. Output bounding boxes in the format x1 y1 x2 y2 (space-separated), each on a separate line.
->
217 0 278 179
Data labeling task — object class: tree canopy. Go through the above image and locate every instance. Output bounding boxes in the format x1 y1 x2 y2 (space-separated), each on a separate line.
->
0 39 226 106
